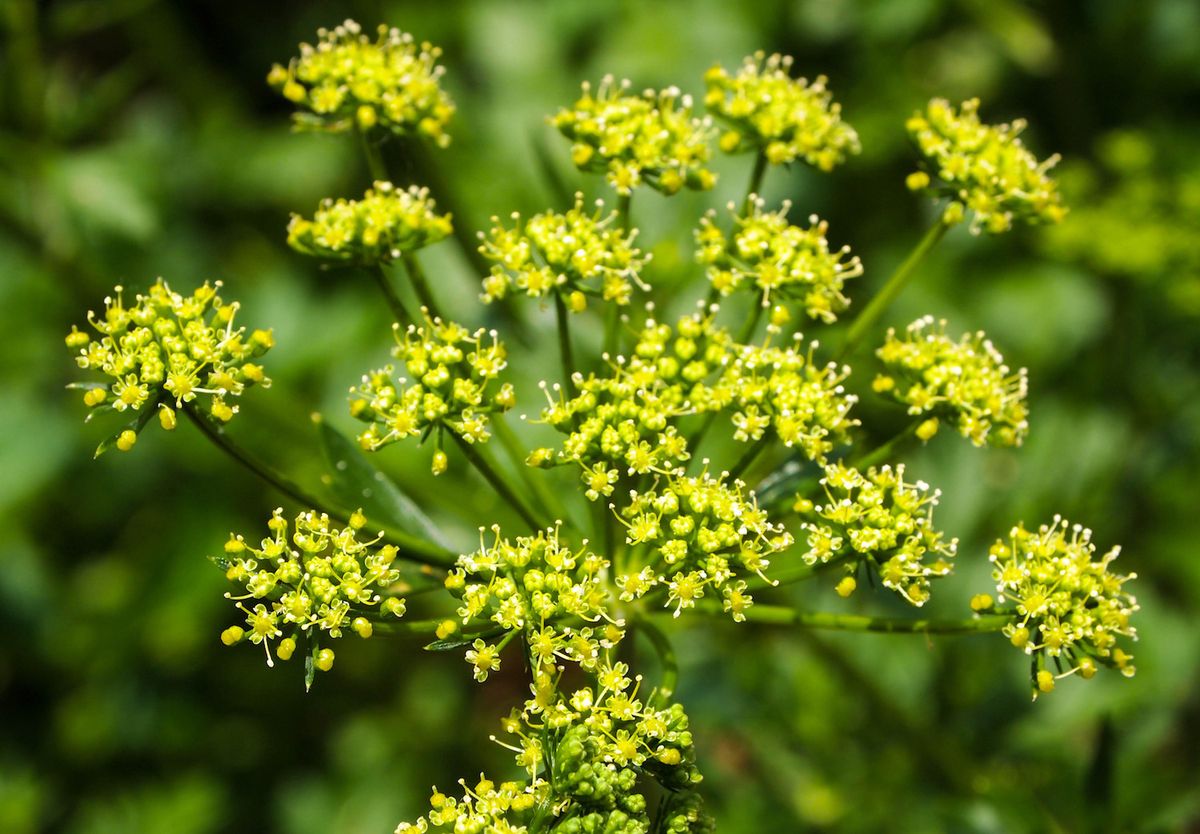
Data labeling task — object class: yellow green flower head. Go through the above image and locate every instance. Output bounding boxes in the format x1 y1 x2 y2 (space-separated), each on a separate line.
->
219 508 404 672
67 279 272 443
988 516 1138 696
906 97 1066 234
394 776 547 833
287 181 452 263
795 463 956 607
267 20 454 144
447 525 616 679
539 310 733 479
874 316 1029 448
350 314 514 472
479 194 649 308
704 52 860 171
552 75 716 196
715 335 859 462
696 197 863 321
616 470 793 619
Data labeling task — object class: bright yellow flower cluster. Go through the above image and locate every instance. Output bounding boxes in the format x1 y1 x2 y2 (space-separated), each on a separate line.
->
874 316 1029 448
716 335 858 462
552 76 716 196
987 516 1138 696
795 463 956 606
695 198 863 321
350 316 514 472
267 20 454 144
219 509 406 672
704 52 860 171
538 311 733 479
66 279 272 441
479 194 649 309
394 777 545 834
906 97 1065 233
287 181 451 263
446 526 619 681
617 471 792 619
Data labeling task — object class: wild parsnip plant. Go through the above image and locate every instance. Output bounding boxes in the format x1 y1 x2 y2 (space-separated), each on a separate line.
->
66 20 1138 833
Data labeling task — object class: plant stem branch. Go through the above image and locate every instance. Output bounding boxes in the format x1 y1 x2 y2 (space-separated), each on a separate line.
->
401 252 444 320
714 604 1012 635
358 129 388 182
728 433 771 480
743 150 768 213
371 264 413 326
492 414 568 523
839 220 947 361
450 431 543 531
553 292 575 384
635 617 679 702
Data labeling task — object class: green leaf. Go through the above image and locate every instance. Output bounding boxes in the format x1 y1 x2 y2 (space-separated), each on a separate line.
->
65 381 110 391
315 414 453 550
206 554 232 572
304 648 316 693
423 637 476 652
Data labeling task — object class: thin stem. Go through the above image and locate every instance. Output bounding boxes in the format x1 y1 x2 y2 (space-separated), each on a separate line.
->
747 552 852 591
685 411 720 461
492 415 568 523
358 129 388 182
848 420 921 471
184 405 457 568
185 404 332 515
553 292 575 384
450 431 543 531
728 433 771 480
712 603 1012 635
371 264 413 326
617 192 632 233
743 150 768 213
635 617 679 703
401 252 445 320
839 220 948 361
737 294 766 344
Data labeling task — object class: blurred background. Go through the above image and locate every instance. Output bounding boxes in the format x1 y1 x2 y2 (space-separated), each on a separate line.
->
2 0 1198 831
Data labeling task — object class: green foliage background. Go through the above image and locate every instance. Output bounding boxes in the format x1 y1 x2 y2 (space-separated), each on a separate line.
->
2 0 1198 831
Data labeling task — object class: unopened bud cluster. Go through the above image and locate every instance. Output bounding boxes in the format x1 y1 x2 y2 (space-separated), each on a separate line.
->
696 198 863 322
67 279 272 443
795 463 956 606
875 316 1029 447
479 195 648 308
553 76 716 196
906 97 1065 233
704 52 860 171
987 517 1137 696
287 181 451 263
268 20 454 144
351 316 513 471
219 508 406 671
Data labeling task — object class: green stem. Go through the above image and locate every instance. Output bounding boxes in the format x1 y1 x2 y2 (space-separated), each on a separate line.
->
184 405 456 568
635 617 679 703
747 553 852 591
728 433 772 480
737 294 766 343
839 220 948 360
617 192 632 233
848 420 921 471
743 150 768 213
492 415 568 523
358 129 388 182
720 604 1012 635
553 292 575 384
371 264 413 326
685 411 720 461
450 431 543 531
401 252 444 320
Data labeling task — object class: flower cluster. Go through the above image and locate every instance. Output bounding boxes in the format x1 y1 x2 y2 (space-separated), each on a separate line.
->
704 52 859 171
67 279 272 447
287 181 452 263
219 509 406 671
616 471 792 619
351 316 514 472
394 777 543 834
695 198 863 321
552 76 716 196
795 463 956 606
716 336 858 462
267 20 454 143
538 311 733 479
479 195 649 308
906 97 1065 233
445 526 619 680
985 516 1138 695
874 316 1029 448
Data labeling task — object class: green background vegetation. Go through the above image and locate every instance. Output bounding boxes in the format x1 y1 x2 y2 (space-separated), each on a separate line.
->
2 0 1198 831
